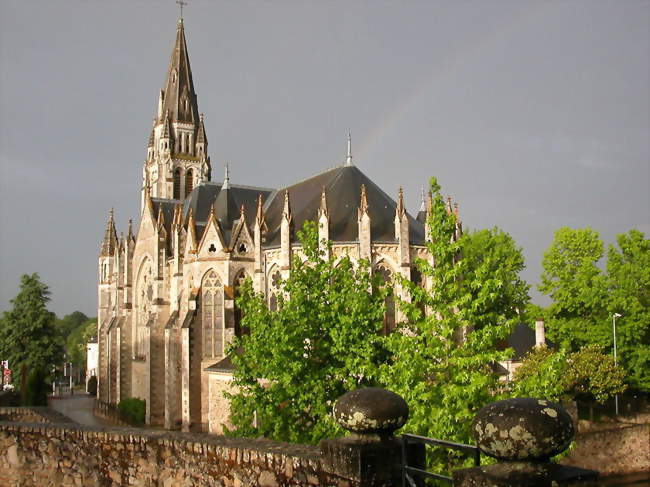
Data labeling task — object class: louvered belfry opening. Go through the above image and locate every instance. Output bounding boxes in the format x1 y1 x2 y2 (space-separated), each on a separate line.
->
185 169 193 196
173 169 181 199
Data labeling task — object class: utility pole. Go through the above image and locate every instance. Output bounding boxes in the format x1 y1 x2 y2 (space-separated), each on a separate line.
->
612 313 622 416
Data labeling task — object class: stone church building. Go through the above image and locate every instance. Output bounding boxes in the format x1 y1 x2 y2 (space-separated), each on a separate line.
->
97 19 459 433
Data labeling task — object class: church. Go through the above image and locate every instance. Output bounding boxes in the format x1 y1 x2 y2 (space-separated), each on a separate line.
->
97 18 457 433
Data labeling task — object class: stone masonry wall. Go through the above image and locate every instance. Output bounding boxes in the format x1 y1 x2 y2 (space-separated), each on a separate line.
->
562 422 650 475
0 408 74 425
0 420 355 487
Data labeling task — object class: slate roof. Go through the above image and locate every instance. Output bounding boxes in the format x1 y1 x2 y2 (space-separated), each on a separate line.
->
155 164 424 247
263 165 425 246
182 182 274 243
161 19 199 125
502 323 555 360
204 355 234 373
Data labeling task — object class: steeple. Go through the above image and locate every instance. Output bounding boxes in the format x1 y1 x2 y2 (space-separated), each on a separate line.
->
142 19 210 206
161 18 199 125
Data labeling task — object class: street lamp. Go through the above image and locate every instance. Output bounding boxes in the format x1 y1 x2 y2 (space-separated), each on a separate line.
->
612 312 622 416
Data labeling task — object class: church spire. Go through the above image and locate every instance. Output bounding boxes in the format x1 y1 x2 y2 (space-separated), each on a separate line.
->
161 17 198 124
142 19 210 205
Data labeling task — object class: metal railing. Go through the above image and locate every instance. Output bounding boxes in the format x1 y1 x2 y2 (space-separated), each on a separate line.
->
401 433 480 486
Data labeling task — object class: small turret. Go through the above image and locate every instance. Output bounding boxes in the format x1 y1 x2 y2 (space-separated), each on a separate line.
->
357 185 371 261
100 208 118 257
253 194 265 293
186 207 198 254
394 187 410 269
425 191 433 243
195 113 207 157
280 190 292 277
318 187 330 257
416 188 426 224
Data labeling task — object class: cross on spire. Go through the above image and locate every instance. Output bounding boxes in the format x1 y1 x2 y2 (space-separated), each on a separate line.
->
176 0 187 20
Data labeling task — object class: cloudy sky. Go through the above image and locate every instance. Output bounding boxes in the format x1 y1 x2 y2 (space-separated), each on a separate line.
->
1 0 648 317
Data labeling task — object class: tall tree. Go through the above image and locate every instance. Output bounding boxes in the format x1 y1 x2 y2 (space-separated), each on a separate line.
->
227 221 389 444
56 311 89 340
539 227 650 392
0 274 63 390
380 178 529 470
539 227 609 348
607 229 650 391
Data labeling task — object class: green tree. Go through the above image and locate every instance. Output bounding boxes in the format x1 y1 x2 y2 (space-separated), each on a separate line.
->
607 229 650 391
540 228 650 392
379 178 530 470
511 345 626 404
56 311 89 340
227 221 389 444
539 227 609 348
0 273 63 391
66 318 97 372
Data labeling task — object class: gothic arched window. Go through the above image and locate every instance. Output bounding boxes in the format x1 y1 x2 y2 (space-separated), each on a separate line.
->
268 269 281 311
375 264 396 335
173 169 181 199
185 169 193 196
201 270 223 358
233 271 249 337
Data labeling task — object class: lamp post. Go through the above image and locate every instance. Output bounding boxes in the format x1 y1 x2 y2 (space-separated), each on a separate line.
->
612 312 622 416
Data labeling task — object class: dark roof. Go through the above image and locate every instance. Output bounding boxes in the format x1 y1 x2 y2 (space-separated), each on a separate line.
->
182 182 274 242
204 355 234 373
161 19 199 125
158 165 424 247
152 198 180 235
263 165 425 246
502 323 555 360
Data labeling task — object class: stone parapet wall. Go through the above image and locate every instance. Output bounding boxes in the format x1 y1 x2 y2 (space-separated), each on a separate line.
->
0 421 355 487
0 407 74 425
562 423 650 475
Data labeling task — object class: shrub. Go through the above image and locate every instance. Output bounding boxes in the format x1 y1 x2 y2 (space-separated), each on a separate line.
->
87 376 97 396
117 397 146 425
23 367 48 406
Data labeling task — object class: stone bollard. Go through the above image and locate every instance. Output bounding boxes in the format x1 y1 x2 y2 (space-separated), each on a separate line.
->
320 387 416 487
453 398 599 487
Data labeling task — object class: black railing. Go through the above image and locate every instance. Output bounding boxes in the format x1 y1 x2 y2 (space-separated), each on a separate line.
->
401 433 481 486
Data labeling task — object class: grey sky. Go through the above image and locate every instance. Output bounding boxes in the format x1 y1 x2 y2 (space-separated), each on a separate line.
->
1 0 648 318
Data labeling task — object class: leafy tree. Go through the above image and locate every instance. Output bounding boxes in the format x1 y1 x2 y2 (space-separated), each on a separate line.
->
227 221 389 444
509 346 567 401
606 230 650 391
463 227 531 319
56 311 89 340
379 178 530 470
66 318 97 371
539 227 609 349
0 273 63 392
511 345 626 404
540 228 650 392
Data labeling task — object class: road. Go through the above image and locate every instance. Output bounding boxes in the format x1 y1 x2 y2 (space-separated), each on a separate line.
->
47 394 115 427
